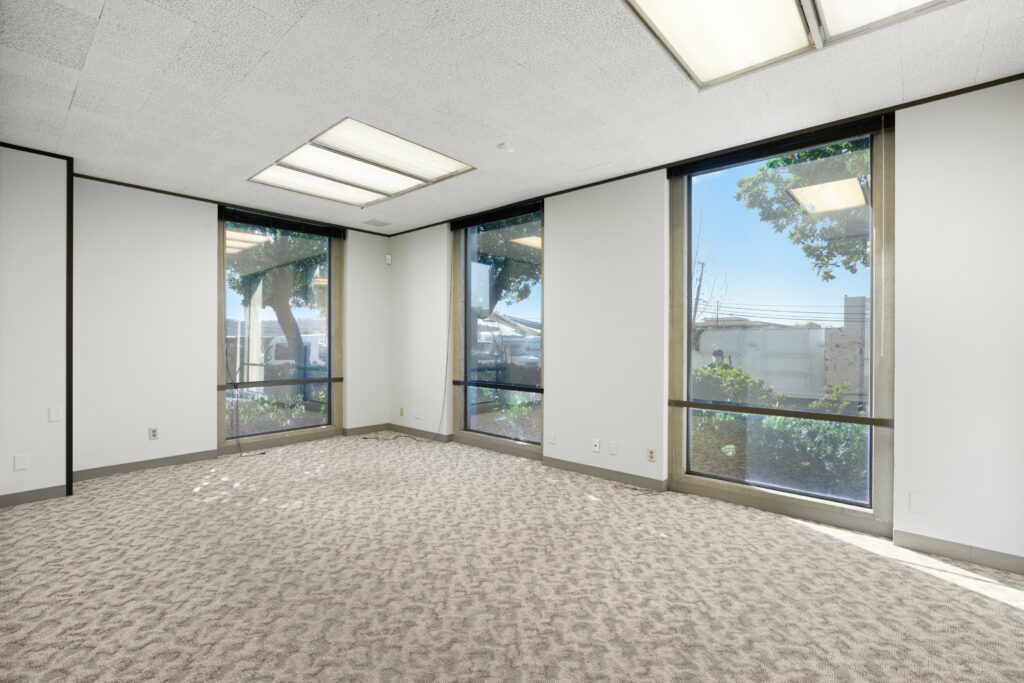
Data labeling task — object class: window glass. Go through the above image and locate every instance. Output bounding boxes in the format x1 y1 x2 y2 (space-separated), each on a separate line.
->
464 211 543 442
687 135 873 504
224 220 330 438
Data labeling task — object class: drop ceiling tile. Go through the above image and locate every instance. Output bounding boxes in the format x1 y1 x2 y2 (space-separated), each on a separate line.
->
53 0 105 20
164 24 267 92
146 0 290 52
87 0 193 73
976 16 1024 82
0 44 79 109
0 0 96 69
243 0 318 25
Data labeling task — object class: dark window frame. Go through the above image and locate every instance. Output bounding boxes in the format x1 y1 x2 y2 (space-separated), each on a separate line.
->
680 122 886 507
459 204 544 445
220 206 342 440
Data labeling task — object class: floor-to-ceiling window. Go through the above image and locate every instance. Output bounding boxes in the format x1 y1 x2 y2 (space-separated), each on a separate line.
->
674 124 893 510
221 208 338 439
458 206 543 444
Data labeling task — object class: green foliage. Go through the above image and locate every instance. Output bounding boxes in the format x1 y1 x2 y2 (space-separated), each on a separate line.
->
225 222 327 311
734 137 871 281
689 368 868 503
470 213 542 313
691 365 781 406
228 391 326 436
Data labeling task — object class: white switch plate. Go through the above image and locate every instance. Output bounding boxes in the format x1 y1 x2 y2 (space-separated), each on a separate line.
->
591 438 600 453
13 454 28 471
608 440 618 455
48 406 63 422
545 430 556 444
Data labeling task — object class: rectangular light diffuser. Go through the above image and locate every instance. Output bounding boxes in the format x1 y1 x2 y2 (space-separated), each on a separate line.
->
626 0 811 86
789 178 866 214
279 144 424 195
315 118 471 181
815 0 943 39
251 165 385 207
511 236 542 250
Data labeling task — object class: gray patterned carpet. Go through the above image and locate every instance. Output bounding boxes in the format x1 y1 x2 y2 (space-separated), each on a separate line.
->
2 433 1022 682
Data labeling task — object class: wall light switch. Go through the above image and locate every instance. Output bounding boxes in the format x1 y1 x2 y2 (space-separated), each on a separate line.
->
385 254 392 265
591 438 600 453
13 454 28 471
608 440 618 455
48 406 63 422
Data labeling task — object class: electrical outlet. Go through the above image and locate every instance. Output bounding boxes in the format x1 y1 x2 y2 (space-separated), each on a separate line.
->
13 454 28 471
591 438 600 453
148 427 159 440
400 407 404 417
647 448 656 463
608 440 618 455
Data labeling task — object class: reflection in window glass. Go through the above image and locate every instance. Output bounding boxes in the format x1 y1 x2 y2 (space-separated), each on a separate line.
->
687 135 873 505
689 408 870 505
224 220 330 437
465 211 542 442
467 387 542 443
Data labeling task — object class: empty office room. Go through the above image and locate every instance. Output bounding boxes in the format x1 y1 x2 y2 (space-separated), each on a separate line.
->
2 0 1023 680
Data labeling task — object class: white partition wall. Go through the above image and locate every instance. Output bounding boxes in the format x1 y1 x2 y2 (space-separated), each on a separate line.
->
0 146 69 499
388 224 453 435
73 179 218 471
543 171 669 482
344 231 392 430
894 79 1024 560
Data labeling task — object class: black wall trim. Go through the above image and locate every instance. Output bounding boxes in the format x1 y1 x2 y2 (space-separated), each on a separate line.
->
73 173 377 237
0 141 73 161
669 399 893 428
449 201 544 232
399 72 1024 235
222 206 346 239
66 154 73 496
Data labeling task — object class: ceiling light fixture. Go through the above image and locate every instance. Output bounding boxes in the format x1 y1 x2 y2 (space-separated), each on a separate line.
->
251 118 473 207
788 178 866 214
251 165 386 207
279 144 424 195
814 0 948 40
315 118 472 182
625 0 812 87
511 236 542 249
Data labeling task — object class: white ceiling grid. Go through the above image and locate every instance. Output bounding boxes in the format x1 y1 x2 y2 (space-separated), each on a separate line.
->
1 0 1022 233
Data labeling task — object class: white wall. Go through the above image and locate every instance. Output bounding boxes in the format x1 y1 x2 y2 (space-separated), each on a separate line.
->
543 171 669 480
0 147 67 496
344 231 391 429
388 224 453 435
895 80 1024 557
73 179 218 470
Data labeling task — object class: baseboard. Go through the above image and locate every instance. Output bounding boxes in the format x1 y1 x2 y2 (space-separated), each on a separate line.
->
893 530 1024 575
543 456 667 492
454 430 541 460
74 448 225 481
385 423 453 442
0 485 66 508
342 424 391 436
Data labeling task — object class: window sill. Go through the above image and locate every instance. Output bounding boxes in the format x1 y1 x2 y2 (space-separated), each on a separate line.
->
670 472 892 537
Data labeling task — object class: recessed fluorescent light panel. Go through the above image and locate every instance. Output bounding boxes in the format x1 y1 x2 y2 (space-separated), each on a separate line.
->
316 119 472 182
511 236 543 250
813 0 949 40
625 0 812 86
251 118 472 207
789 178 866 214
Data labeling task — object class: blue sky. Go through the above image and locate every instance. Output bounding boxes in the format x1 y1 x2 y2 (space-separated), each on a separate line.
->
690 161 870 328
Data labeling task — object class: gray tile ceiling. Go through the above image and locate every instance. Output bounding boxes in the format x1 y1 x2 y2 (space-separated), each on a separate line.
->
2 0 1022 234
